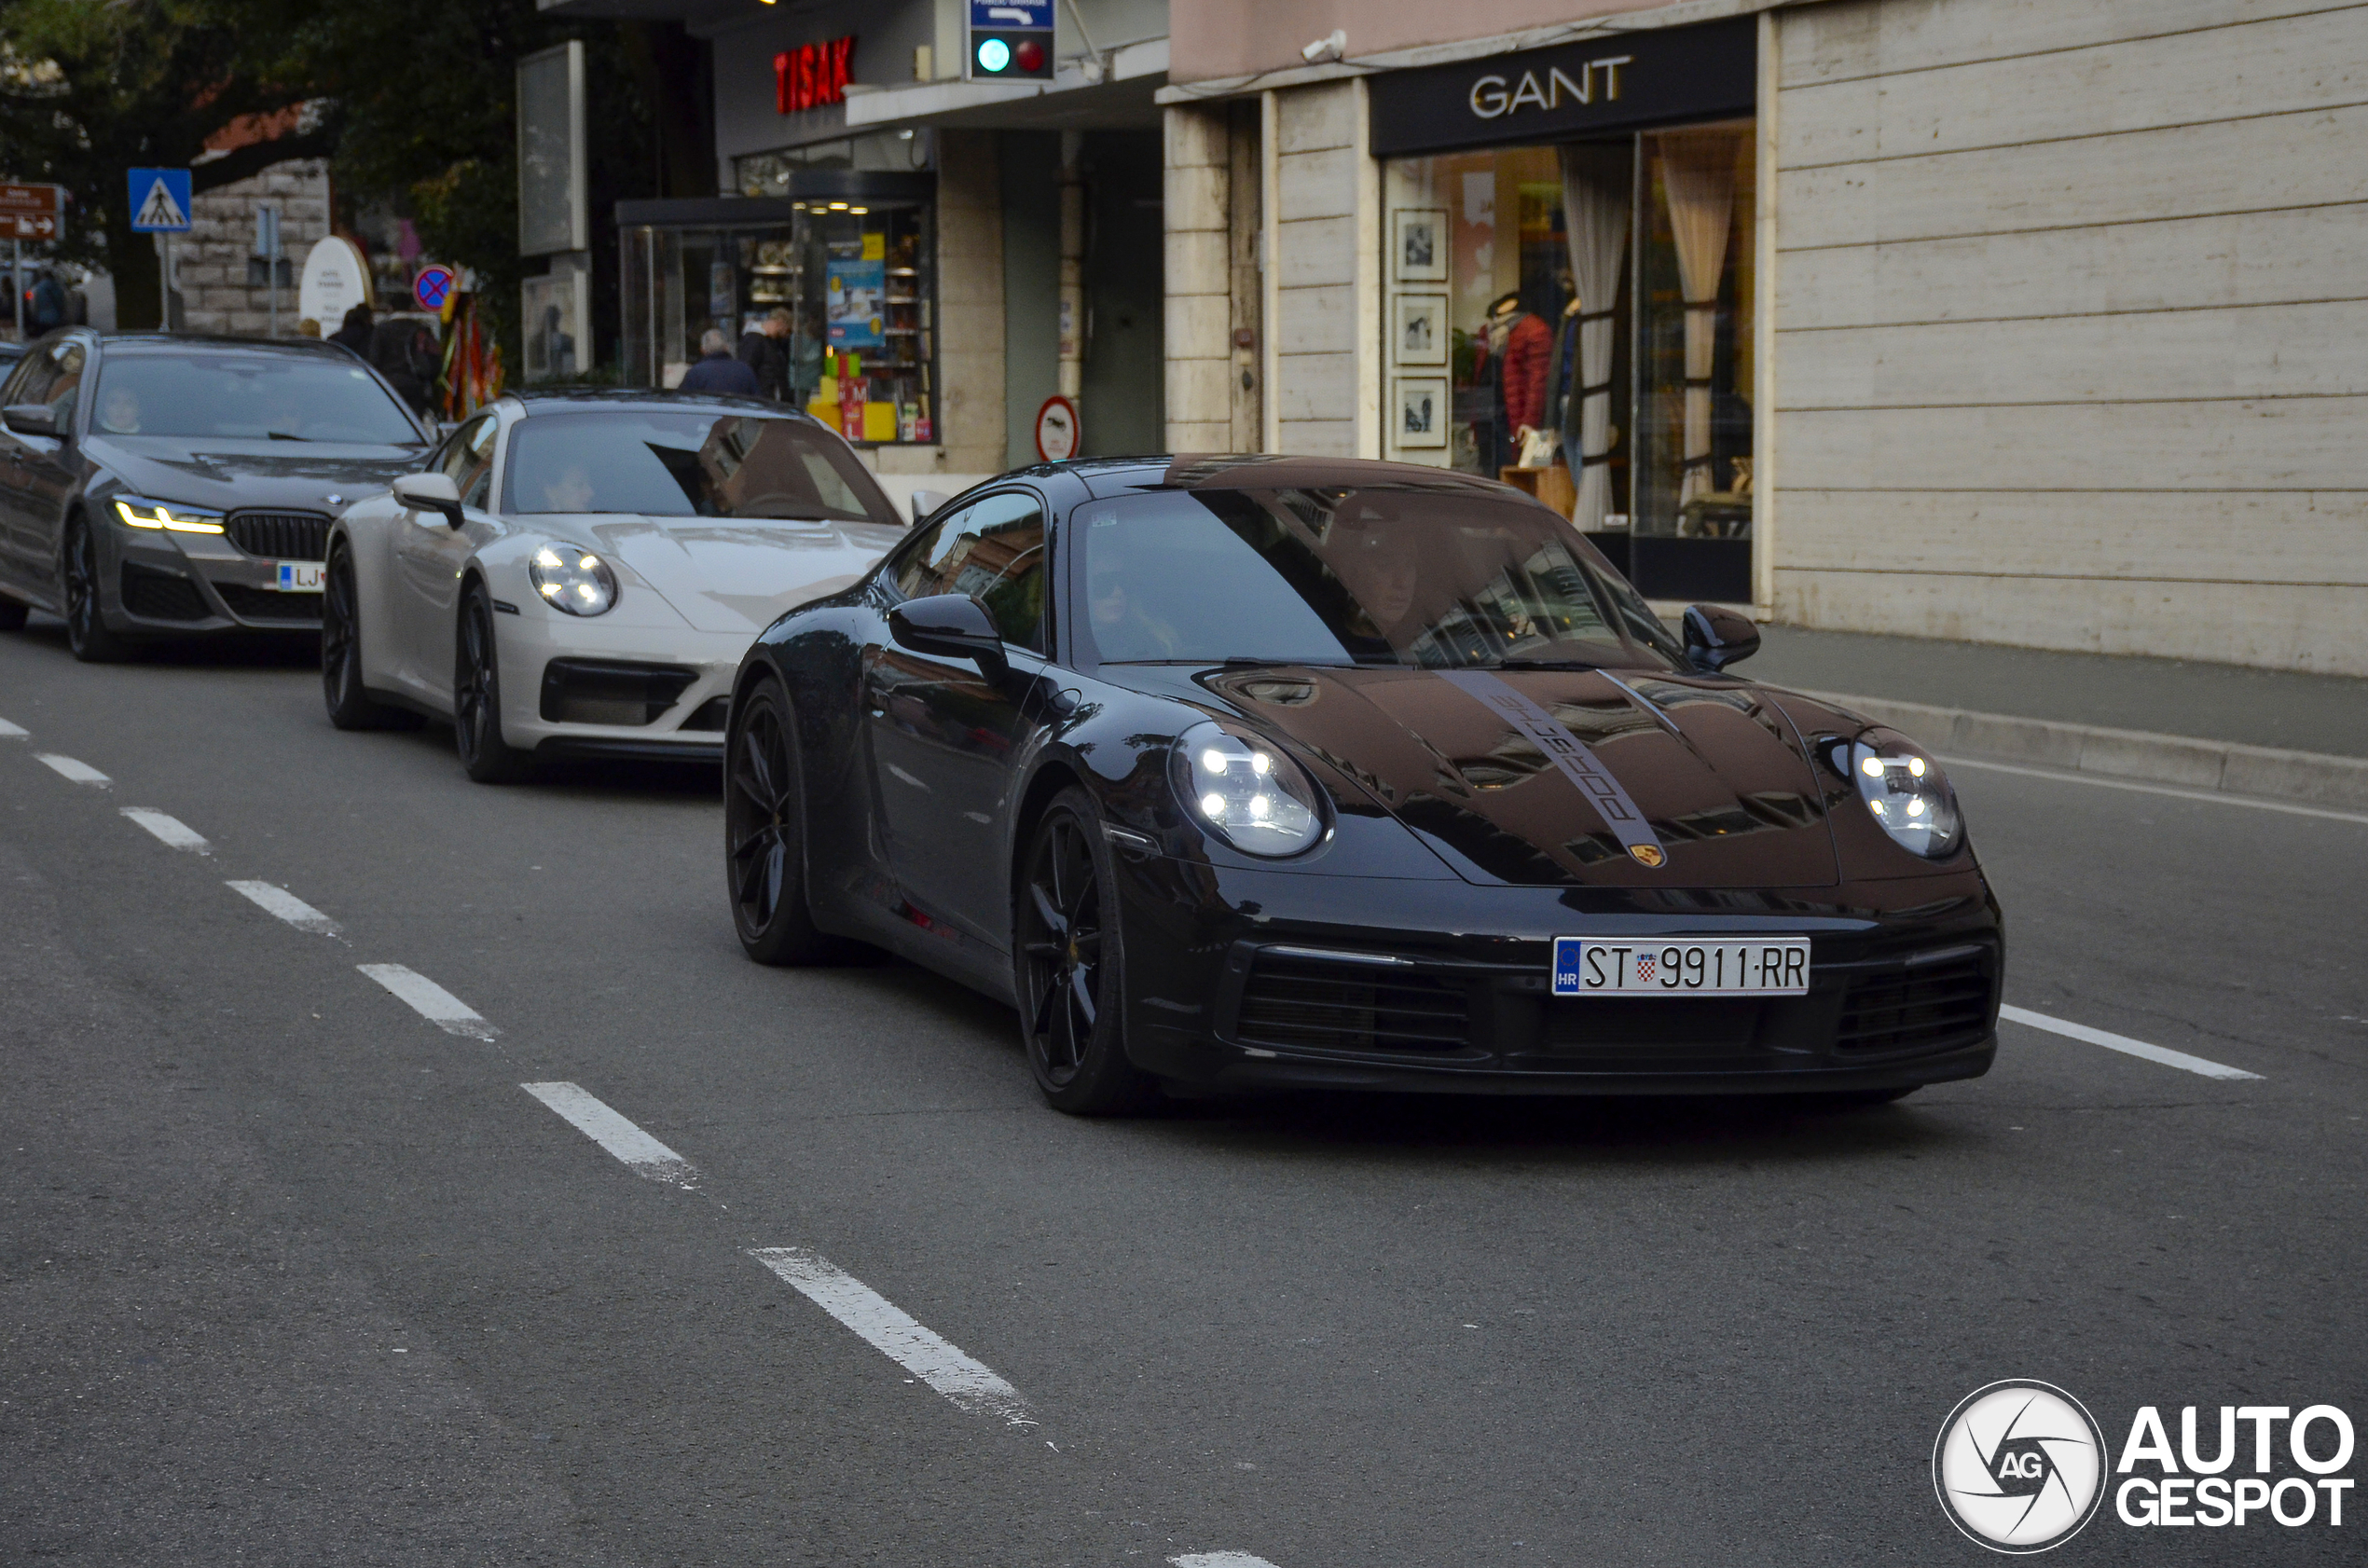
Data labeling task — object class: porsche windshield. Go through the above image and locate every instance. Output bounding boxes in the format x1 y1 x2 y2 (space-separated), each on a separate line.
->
1072 487 1687 671
90 351 422 444
503 411 901 524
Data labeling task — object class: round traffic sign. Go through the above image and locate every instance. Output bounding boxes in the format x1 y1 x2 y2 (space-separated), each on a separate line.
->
413 265 456 313
1034 395 1079 462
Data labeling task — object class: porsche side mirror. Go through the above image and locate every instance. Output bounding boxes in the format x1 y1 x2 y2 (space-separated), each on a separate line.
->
889 593 1008 680
908 488 947 525
392 472 465 528
2 404 58 437
1684 603 1760 672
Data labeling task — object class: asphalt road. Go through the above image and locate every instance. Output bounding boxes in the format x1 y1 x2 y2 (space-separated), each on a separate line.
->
3 615 2361 1566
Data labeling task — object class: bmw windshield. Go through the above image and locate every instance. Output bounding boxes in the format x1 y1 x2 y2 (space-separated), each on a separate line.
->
1071 486 1689 671
91 350 424 444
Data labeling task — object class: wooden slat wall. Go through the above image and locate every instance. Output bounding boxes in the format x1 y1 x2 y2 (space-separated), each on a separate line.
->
1770 0 2368 674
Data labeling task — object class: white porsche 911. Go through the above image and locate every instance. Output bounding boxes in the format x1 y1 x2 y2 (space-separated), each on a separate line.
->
321 392 910 780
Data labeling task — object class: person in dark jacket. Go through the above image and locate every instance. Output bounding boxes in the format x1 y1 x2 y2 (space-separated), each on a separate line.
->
678 328 759 396
329 303 375 355
368 318 440 416
737 308 792 401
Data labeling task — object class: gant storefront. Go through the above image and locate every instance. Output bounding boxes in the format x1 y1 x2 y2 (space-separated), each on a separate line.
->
1366 18 1761 603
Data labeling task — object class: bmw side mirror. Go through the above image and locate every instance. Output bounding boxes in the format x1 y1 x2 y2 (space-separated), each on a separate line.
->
3 403 59 437
889 593 1008 680
392 472 465 528
1684 603 1760 672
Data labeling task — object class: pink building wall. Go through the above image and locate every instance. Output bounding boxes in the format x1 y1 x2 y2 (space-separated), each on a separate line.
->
1173 0 1675 81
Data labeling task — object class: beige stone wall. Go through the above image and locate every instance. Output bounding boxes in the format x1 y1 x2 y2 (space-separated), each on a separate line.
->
1163 105 1233 452
1769 0 2368 675
177 159 331 337
1271 80 1380 459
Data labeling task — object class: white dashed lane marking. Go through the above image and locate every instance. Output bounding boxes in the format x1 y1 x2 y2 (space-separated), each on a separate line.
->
357 963 499 1040
226 880 341 936
121 808 210 853
35 753 107 785
2001 1004 2264 1081
519 1082 699 1189
1172 1554 1285 1567
749 1247 1037 1427
0 716 27 737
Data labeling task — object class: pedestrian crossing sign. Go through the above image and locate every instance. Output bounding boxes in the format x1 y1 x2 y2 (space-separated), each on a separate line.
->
128 168 193 233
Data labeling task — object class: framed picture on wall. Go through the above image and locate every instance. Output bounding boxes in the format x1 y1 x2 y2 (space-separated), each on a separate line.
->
1393 375 1449 449
1392 291 1448 366
1391 208 1448 283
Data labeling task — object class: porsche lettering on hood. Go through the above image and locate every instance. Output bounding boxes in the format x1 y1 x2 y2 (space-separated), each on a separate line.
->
1208 666 1841 888
581 517 908 633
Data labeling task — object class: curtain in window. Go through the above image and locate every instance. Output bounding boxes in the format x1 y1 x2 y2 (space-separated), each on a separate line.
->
1556 143 1629 531
1657 131 1737 509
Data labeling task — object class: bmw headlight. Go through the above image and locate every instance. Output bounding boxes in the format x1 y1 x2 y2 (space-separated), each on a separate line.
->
528 543 618 616
1169 721 1326 857
113 497 225 534
1835 730 1962 859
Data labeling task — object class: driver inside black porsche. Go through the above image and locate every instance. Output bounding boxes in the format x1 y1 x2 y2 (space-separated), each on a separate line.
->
1070 486 1688 672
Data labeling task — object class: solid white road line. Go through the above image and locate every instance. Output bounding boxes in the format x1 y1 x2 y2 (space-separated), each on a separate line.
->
749 1247 1037 1426
1939 754 2368 827
226 880 340 936
1172 1556 1285 1568
356 963 499 1040
2000 1003 2264 1081
518 1082 699 1189
120 808 209 853
0 717 26 738
35 753 108 785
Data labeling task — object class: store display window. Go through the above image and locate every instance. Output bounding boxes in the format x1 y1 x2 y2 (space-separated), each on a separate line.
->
1381 120 1756 602
619 185 937 447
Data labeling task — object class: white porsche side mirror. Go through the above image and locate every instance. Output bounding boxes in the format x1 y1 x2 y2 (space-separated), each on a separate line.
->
392 472 465 528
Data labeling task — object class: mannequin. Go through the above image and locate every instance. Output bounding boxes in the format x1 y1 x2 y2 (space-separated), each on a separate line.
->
1480 291 1551 471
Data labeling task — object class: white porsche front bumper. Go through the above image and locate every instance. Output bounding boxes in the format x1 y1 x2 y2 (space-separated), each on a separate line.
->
492 606 753 760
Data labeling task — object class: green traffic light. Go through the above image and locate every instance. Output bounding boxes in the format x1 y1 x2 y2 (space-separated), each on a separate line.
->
977 37 1011 73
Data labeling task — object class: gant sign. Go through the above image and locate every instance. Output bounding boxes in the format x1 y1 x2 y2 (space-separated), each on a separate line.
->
1368 16 1755 157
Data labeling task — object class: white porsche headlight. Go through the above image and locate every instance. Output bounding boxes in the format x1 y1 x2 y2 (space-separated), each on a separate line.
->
1169 721 1325 857
528 543 618 616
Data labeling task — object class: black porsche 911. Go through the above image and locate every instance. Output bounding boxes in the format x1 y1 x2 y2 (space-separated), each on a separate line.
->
723 455 2002 1114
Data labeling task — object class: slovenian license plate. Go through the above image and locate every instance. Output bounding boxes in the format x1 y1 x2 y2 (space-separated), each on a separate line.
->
276 561 324 593
1551 937 1811 997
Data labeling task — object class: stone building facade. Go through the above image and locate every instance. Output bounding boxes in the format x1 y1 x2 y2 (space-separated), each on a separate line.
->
175 158 333 337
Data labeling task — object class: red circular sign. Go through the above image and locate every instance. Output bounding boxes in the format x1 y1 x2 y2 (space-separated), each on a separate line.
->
1034 395 1079 462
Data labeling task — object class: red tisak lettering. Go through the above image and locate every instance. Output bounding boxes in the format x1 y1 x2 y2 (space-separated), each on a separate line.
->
775 35 858 115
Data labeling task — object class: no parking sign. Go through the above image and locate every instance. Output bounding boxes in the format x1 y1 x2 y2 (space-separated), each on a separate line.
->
413 265 456 313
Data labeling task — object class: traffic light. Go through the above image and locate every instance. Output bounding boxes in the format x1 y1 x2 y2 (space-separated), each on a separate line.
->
965 2 1054 81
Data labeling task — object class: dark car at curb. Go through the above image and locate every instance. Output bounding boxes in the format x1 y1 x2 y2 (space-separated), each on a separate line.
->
0 330 433 658
722 455 2004 1115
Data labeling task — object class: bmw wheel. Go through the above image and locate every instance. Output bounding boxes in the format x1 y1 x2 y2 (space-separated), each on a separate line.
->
454 585 532 783
322 543 420 731
62 514 131 663
1017 788 1159 1116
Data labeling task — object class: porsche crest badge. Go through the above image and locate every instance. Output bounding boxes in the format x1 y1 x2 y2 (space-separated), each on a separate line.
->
1629 844 1666 869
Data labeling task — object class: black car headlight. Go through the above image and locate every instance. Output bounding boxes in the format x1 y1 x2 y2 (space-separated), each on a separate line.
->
529 543 618 616
1169 720 1325 857
1834 730 1962 859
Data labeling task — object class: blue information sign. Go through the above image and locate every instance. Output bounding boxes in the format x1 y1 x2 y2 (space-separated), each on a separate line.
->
127 168 193 233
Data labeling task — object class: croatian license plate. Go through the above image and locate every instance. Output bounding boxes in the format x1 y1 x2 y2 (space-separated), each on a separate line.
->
1551 937 1811 997
276 561 324 593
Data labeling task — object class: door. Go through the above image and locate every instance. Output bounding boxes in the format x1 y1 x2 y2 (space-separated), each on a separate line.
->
863 488 1052 943
16 340 88 590
0 341 74 598
390 411 498 702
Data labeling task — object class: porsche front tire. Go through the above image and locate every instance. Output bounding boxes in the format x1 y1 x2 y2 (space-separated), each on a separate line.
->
1016 788 1161 1117
724 677 837 966
454 585 533 783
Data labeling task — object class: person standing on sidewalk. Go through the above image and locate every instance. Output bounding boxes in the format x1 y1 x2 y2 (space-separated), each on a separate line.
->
737 309 792 401
679 328 760 396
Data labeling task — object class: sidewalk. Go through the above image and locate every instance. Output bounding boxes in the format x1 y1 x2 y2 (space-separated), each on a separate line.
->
1745 627 2368 810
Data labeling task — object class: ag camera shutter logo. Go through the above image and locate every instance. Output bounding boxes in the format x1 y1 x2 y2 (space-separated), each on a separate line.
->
1934 1381 2107 1552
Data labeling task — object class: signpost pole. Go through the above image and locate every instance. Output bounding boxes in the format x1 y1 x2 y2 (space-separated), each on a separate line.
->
10 239 20 341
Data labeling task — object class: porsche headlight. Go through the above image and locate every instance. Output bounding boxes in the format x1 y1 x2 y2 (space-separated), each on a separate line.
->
1838 731 1962 859
113 497 225 534
1169 721 1325 857
528 543 618 616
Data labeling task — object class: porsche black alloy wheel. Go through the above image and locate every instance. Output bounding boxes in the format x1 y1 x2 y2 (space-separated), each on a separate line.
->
1017 789 1159 1116
725 679 834 965
0 595 27 632
322 545 420 731
62 515 130 663
454 586 531 782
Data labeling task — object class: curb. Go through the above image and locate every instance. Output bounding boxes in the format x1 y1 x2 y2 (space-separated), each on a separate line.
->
1795 691 2368 814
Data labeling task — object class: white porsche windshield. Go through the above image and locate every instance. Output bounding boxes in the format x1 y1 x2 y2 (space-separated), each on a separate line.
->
503 411 900 524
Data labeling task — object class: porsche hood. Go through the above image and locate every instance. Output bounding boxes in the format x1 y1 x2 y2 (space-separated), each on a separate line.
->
574 516 909 632
1205 665 1843 888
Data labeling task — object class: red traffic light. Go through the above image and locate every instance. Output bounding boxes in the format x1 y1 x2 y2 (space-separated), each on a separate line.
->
1014 38 1045 73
